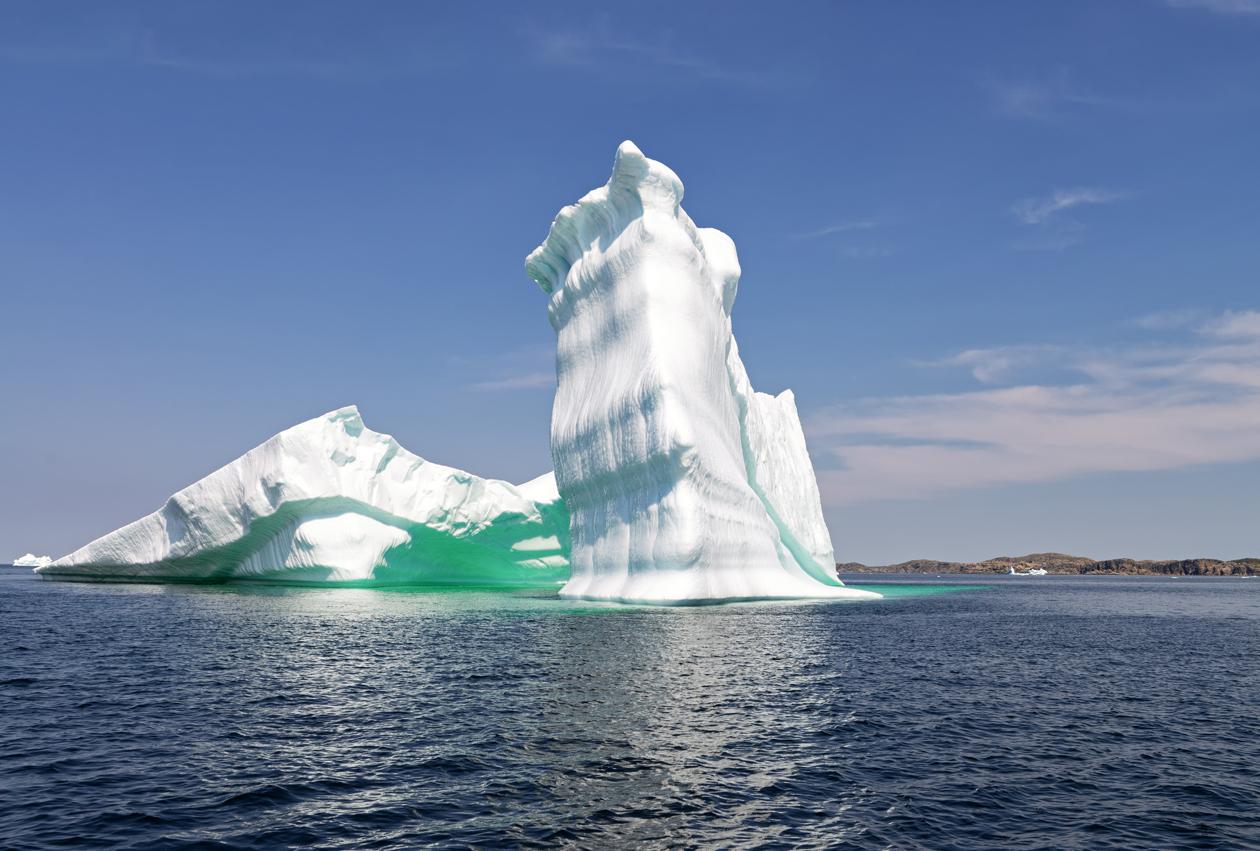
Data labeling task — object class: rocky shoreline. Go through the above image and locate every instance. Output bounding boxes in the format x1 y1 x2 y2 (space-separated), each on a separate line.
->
837 552 1260 576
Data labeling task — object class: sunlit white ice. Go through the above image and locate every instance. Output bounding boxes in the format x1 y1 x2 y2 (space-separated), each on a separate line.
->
38 407 569 586
12 553 52 569
526 141 878 604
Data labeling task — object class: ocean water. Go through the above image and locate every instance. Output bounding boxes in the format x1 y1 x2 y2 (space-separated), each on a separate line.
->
2 570 1258 849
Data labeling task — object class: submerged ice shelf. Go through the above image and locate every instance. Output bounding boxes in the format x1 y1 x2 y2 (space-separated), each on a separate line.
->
526 141 877 604
39 141 877 604
39 407 569 586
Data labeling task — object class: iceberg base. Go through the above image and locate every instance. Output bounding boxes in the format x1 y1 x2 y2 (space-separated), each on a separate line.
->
558 570 882 605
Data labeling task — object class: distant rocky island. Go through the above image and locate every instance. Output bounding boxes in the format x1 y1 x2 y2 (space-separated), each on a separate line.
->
838 553 1260 576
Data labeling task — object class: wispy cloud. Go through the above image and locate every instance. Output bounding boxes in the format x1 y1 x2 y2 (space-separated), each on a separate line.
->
462 342 556 392
791 220 892 258
135 32 367 80
1165 0 1260 14
934 345 1065 384
0 24 449 80
981 70 1118 121
1012 188 1125 225
983 65 1253 121
1008 187 1125 251
1205 309 1260 338
808 310 1260 504
793 220 879 240
523 21 798 89
1131 308 1207 330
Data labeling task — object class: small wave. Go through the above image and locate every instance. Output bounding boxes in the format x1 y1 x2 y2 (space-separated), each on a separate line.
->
1 676 37 686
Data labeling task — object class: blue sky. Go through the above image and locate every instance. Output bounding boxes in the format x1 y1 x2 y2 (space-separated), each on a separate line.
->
2 0 1257 563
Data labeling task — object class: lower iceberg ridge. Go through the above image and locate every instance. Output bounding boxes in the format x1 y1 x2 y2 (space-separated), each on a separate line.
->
38 407 570 587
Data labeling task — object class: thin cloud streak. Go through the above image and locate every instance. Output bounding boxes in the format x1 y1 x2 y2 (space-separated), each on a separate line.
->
1009 187 1124 252
935 345 1065 384
1131 308 1207 330
1012 188 1125 225
792 220 879 240
983 67 1253 121
982 71 1119 121
1166 0 1260 14
1206 309 1260 338
470 371 555 392
808 310 1260 504
0 25 450 80
523 21 799 89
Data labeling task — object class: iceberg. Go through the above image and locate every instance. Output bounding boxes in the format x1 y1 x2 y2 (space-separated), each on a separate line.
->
12 553 52 569
525 141 877 604
37 142 875 605
38 407 569 586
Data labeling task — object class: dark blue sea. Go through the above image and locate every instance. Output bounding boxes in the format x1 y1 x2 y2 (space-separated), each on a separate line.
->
2 569 1258 849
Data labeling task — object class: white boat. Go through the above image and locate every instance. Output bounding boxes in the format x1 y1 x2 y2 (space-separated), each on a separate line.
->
1009 566 1048 577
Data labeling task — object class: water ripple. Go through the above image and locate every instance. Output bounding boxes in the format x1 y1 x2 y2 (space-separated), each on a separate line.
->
1 571 1258 848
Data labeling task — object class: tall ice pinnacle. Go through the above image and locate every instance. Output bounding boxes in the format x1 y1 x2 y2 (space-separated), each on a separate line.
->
526 141 878 603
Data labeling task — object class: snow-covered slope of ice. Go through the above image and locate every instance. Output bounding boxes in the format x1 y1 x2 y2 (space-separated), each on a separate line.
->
525 141 877 604
38 407 569 586
12 553 52 569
